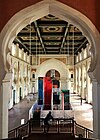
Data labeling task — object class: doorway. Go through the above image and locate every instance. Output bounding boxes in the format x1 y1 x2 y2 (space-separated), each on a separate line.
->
13 90 16 105
19 87 22 101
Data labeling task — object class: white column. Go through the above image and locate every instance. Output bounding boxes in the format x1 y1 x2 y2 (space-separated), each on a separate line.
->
61 79 69 90
87 61 92 103
79 67 81 96
0 72 12 139
85 62 88 102
92 80 100 139
16 43 19 57
75 68 78 93
89 71 100 139
77 67 79 94
81 64 84 98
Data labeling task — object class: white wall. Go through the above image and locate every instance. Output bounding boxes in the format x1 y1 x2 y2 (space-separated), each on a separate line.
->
35 58 69 92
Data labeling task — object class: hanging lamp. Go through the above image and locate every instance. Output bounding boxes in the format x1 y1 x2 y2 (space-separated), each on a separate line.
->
29 22 32 65
36 26 37 65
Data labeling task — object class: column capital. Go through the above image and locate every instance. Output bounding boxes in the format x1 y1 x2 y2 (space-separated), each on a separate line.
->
88 70 97 82
3 72 12 82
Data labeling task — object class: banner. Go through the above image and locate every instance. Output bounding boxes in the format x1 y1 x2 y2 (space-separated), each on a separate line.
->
44 77 52 110
38 77 43 105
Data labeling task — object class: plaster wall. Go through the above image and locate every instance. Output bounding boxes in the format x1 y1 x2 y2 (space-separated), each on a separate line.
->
35 58 69 92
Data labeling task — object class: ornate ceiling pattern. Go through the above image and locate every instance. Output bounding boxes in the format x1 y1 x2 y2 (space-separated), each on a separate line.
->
14 14 88 55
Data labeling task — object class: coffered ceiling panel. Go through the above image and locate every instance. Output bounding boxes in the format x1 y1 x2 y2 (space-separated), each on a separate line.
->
14 14 88 55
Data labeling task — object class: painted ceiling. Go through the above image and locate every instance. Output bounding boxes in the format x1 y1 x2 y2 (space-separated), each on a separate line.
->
14 14 88 55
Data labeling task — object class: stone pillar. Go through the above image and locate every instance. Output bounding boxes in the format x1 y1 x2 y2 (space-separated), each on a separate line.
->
75 67 78 93
92 80 100 139
16 43 19 57
77 67 79 94
61 78 69 90
85 62 88 102
0 72 12 139
81 64 84 98
79 67 81 96
88 71 100 139
21 48 24 60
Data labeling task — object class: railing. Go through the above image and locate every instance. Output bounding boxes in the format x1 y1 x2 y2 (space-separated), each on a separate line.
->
0 138 22 140
74 121 93 139
8 118 74 138
8 119 94 139
8 121 29 138
29 118 74 134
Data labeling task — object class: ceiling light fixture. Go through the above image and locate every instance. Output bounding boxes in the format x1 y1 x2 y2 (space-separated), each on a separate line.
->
29 22 32 65
30 23 32 55
36 25 37 65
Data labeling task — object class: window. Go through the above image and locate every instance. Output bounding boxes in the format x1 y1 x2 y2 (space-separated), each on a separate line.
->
33 74 35 78
71 74 73 78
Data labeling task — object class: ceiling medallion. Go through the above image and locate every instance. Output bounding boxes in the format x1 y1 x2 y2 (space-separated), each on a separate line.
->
45 26 60 32
45 15 59 20
45 37 61 40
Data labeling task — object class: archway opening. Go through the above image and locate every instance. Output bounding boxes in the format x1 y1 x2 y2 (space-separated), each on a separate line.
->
1 0 100 139
46 69 60 80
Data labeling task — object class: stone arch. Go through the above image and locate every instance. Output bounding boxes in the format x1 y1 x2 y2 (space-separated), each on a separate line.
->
0 0 100 138
35 58 69 91
36 58 68 78
45 69 60 78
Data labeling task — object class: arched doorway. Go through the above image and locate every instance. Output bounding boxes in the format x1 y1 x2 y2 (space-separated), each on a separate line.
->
35 58 69 91
0 0 100 139
46 69 60 80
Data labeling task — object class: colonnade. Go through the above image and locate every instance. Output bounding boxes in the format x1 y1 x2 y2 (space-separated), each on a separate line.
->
8 43 31 109
74 45 92 104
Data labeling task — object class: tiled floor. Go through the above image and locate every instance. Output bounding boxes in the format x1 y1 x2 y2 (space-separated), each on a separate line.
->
8 97 35 130
70 93 93 130
8 93 93 131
